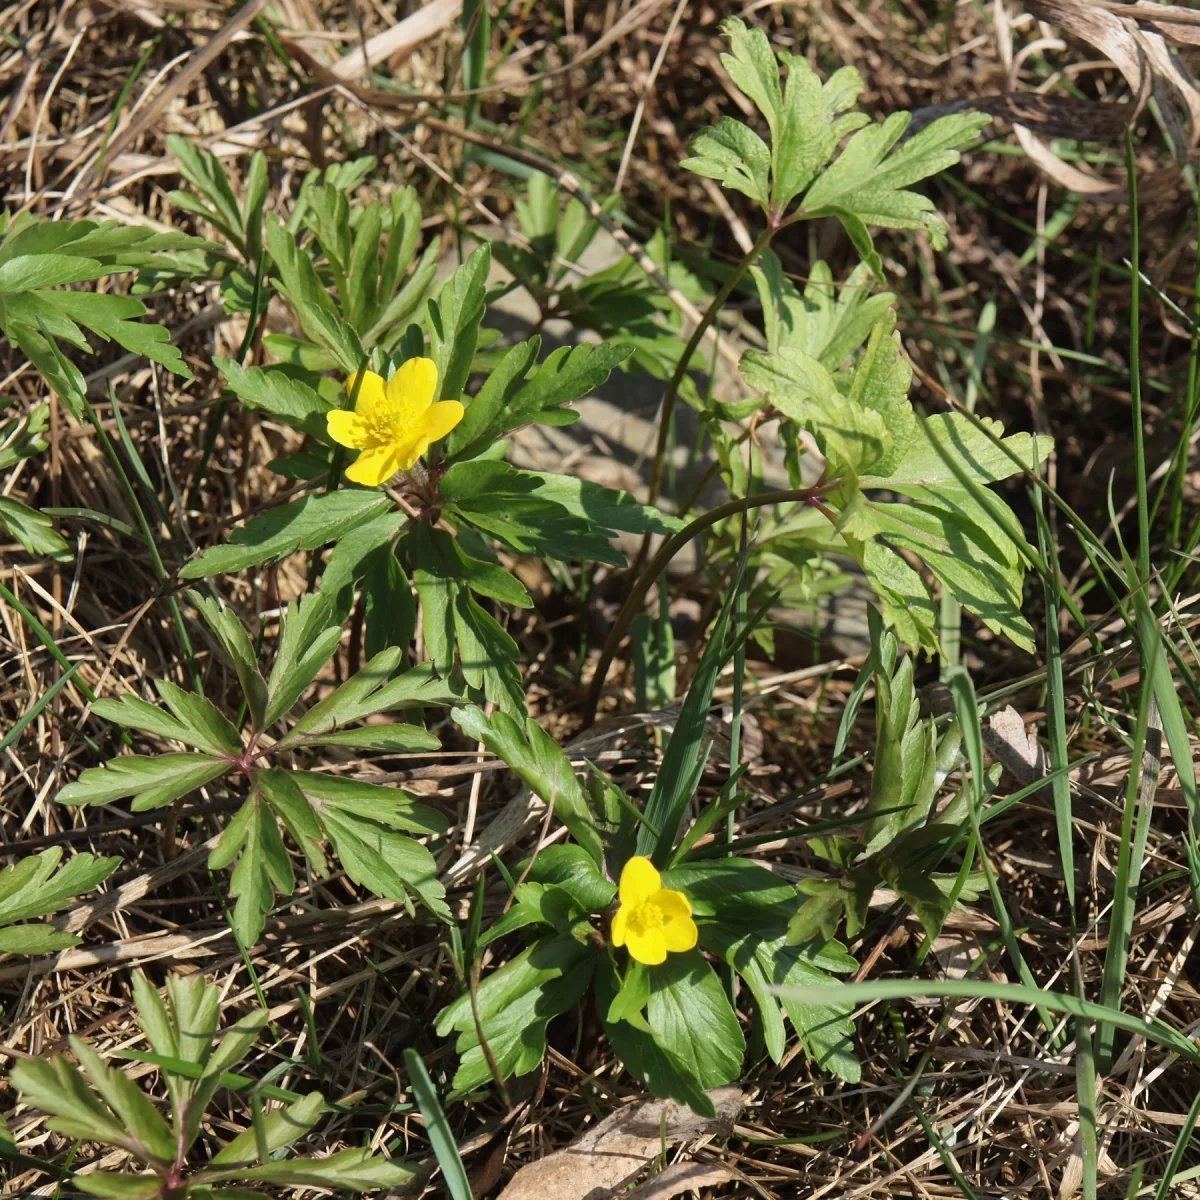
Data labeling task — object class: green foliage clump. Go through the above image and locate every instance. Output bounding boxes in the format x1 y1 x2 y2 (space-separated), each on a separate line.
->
11 970 411 1198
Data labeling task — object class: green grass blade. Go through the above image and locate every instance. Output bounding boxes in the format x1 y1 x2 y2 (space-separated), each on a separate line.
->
1125 132 1150 584
1095 615 1160 1072
1075 985 1098 1200
403 1049 472 1200
773 978 1200 1064
945 666 1059 1040
0 663 81 754
1031 441 1075 914
1152 1089 1200 1200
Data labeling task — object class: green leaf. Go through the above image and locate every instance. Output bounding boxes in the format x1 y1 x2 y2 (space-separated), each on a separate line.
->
0 925 78 953
681 116 772 210
0 496 71 560
317 510 409 611
264 216 363 373
0 403 49 470
742 311 913 478
210 1092 325 1166
702 925 859 1081
57 753 228 811
154 680 244 755
45 291 191 379
861 495 1035 651
477 882 585 947
426 243 490 403
216 793 292 946
646 949 744 1089
595 956 716 1115
291 772 448 835
0 253 108 289
719 18 868 211
442 459 679 567
369 241 440 347
10 1055 135 1149
363 544 418 656
800 109 990 250
188 592 270 731
454 589 526 717
73 1174 162 1198
436 934 596 1093
605 958 651 1026
448 340 635 461
215 1146 412 1190
452 706 605 868
256 768 326 876
70 1037 175 1163
181 489 391 578
750 254 894 366
407 525 524 714
862 412 1051 492
289 646 406 738
743 342 892 476
318 806 449 920
662 859 797 926
216 357 332 439
446 336 539 459
682 16 983 244
301 724 440 753
64 693 171 752
521 844 617 912
265 593 342 726
167 135 245 250
859 539 939 651
448 539 533 608
0 847 120 925
639 559 744 862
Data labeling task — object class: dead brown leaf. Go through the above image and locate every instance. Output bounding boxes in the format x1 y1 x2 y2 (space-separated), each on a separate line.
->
624 1162 738 1199
984 704 1046 786
496 1088 744 1200
997 0 1200 194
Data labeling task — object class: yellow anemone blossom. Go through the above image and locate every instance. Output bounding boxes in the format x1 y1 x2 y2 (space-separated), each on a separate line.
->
326 358 464 487
611 856 698 966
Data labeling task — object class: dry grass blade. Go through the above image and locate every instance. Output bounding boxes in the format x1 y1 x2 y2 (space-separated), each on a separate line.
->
999 0 1200 191
97 0 272 174
328 0 463 81
496 1088 743 1200
909 94 1133 141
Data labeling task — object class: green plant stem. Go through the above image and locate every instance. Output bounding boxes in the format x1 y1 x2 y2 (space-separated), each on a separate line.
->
1163 190 1200 546
644 224 776 509
582 485 825 727
1126 132 1150 586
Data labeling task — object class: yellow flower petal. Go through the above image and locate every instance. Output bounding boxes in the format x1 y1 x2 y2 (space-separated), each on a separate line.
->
327 409 372 450
386 357 439 418
661 910 698 953
619 856 661 907
653 888 692 920
347 369 387 420
611 905 629 948
345 443 403 488
422 399 465 443
625 925 667 966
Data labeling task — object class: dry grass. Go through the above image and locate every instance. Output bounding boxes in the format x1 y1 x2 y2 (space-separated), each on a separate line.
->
2 1 1200 1197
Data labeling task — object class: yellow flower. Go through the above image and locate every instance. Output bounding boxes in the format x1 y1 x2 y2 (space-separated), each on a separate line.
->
326 358 464 488
611 856 698 966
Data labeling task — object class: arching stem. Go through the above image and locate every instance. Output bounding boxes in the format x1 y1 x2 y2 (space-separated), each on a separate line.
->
582 485 830 727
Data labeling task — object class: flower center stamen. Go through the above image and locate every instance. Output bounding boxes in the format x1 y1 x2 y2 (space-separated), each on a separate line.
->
629 901 665 935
